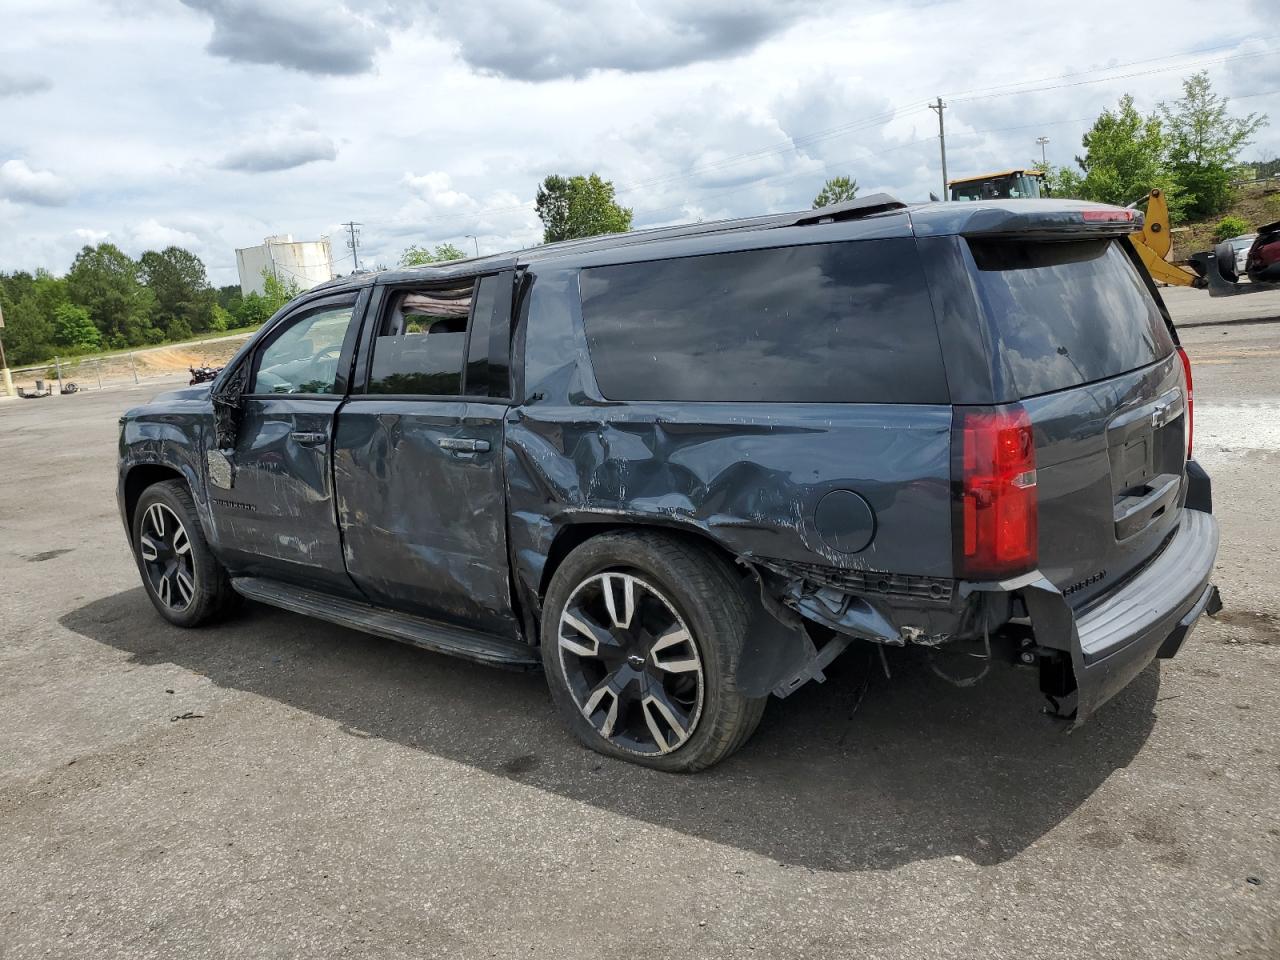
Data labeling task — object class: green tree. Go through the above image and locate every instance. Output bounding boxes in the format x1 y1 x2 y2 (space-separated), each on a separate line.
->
535 173 633 243
812 176 858 208
138 246 217 335
234 291 274 329
209 303 232 332
1 270 74 365
399 242 467 266
1052 94 1176 211
260 269 300 316
1159 71 1268 220
51 303 102 351
0 272 56 365
65 243 156 347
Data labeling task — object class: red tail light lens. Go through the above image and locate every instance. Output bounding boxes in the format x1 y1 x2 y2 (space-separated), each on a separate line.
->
1081 208 1135 223
953 405 1038 580
1177 345 1193 459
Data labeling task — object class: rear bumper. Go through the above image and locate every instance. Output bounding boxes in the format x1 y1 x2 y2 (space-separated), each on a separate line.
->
1021 507 1220 723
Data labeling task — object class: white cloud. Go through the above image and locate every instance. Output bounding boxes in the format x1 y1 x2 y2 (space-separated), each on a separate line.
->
128 219 203 251
180 0 386 75
410 0 825 81
0 160 73 207
0 71 51 98
73 227 111 244
219 131 338 173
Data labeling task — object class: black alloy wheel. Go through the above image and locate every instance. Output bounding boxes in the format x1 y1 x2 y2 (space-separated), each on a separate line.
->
138 501 197 612
556 570 705 756
131 479 238 627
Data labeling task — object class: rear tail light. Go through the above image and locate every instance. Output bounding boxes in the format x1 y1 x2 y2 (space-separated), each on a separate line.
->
953 405 1038 580
1177 345 1193 459
1081 208 1136 223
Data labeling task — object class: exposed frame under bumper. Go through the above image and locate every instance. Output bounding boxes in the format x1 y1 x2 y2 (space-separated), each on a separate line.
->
1021 507 1220 724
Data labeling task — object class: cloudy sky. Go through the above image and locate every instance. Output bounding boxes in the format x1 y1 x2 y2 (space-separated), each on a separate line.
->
1 0 1277 286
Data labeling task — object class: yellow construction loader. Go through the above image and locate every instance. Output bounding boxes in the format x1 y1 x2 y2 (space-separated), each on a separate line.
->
1126 188 1205 289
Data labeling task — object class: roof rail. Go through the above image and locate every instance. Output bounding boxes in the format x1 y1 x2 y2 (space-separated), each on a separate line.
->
786 193 907 228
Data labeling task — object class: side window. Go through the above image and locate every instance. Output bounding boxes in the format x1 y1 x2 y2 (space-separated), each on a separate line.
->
368 282 473 395
578 239 948 404
251 303 356 395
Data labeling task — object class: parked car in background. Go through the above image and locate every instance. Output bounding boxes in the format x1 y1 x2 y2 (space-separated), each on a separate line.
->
117 196 1221 771
1243 220 1280 283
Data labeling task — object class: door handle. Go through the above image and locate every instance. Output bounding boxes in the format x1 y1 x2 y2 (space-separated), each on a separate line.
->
291 431 328 446
438 437 491 453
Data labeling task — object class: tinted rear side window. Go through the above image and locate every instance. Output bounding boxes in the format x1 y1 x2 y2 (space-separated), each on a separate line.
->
578 239 947 404
968 238 1174 398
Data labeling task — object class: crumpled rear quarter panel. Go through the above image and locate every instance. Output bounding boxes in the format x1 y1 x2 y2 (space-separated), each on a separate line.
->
505 264 955 608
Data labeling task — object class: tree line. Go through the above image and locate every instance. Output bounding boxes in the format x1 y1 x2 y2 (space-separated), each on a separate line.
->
0 244 298 368
1044 71 1267 222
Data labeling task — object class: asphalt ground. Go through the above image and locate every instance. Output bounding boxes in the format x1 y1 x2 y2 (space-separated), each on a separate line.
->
1 307 1277 958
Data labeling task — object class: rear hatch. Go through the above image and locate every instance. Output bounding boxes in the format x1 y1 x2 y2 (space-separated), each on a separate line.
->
965 236 1185 608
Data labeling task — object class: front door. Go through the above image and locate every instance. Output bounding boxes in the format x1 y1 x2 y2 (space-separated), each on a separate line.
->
208 292 364 593
333 271 519 638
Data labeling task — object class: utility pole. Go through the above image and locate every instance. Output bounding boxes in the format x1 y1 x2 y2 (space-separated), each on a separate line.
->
929 97 948 201
1036 136 1050 167
343 221 362 270
464 235 480 257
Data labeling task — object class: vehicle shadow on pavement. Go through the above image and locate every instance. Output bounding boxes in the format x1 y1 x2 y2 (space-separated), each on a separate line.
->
62 589 1158 872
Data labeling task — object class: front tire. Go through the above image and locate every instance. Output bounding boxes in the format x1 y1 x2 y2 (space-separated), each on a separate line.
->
132 479 237 627
541 531 766 772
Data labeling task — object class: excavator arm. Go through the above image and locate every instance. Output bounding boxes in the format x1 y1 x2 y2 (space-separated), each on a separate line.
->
1129 188 1206 288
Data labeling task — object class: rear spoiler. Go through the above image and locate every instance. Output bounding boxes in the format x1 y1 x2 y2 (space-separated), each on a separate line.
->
956 205 1144 240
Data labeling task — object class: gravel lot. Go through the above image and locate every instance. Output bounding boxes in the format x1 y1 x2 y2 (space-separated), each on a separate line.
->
1 312 1278 959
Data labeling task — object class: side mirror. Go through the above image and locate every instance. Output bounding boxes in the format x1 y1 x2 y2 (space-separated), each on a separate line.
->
211 361 249 449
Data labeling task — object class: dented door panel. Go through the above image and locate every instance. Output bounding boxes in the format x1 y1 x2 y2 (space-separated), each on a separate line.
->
333 399 518 638
206 396 356 592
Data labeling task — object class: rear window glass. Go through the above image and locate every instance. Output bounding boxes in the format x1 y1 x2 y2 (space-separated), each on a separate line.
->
968 239 1174 398
578 239 947 404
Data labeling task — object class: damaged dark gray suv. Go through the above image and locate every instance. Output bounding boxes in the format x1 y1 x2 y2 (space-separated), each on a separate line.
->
118 195 1221 771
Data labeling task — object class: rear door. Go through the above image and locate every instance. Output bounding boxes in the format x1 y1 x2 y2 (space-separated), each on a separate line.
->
332 270 520 638
963 237 1184 608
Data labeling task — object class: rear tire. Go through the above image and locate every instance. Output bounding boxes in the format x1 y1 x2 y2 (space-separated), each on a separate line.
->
541 531 766 772
1214 241 1239 283
131 479 238 628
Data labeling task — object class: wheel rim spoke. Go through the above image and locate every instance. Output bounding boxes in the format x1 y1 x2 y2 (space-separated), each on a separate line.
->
172 526 190 556
642 686 694 754
174 569 195 605
146 503 165 538
601 572 635 629
139 535 160 562
649 624 700 674
559 607 613 658
581 673 625 738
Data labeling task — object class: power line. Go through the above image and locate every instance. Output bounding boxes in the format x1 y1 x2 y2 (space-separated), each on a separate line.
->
949 49 1277 104
940 35 1278 100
